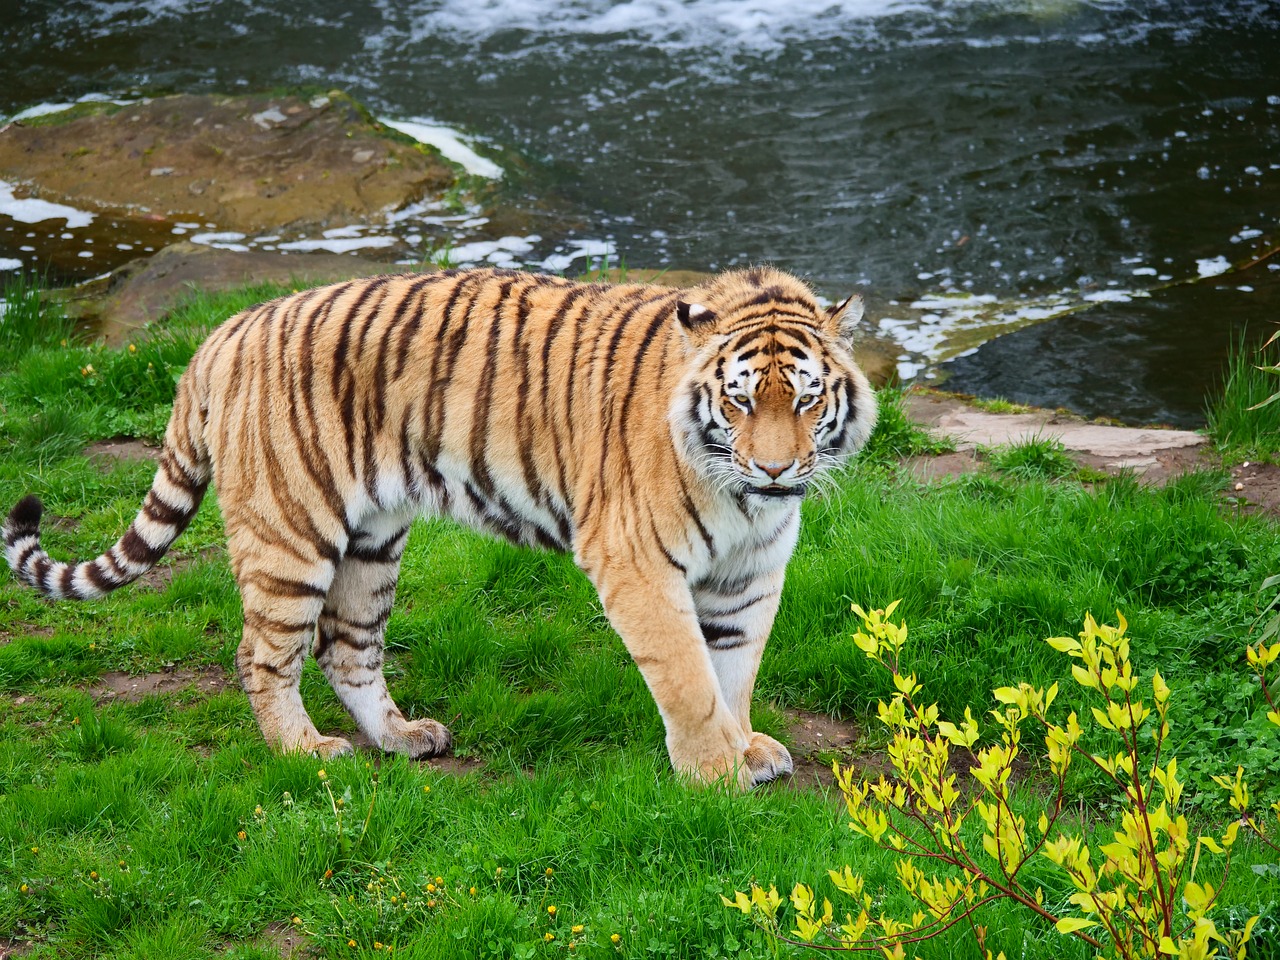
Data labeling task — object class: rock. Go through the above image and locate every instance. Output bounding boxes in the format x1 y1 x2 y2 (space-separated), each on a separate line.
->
0 91 458 237
905 391 1208 485
53 241 419 346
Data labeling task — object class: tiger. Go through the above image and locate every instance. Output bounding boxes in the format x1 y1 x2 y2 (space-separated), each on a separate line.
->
4 265 877 788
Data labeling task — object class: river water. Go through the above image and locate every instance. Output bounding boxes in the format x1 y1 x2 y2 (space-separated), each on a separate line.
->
2 0 1278 425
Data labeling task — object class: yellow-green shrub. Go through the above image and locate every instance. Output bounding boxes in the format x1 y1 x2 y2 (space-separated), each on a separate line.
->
725 605 1279 959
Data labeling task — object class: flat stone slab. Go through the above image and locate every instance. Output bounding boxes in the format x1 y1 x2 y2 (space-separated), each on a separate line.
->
906 393 1204 457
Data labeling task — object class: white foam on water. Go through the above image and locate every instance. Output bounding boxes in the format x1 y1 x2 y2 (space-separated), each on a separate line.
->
3 93 136 124
0 179 95 228
1196 255 1231 278
874 286 1156 379
277 236 399 254
0 258 22 270
397 0 948 49
379 118 504 179
190 231 250 252
540 239 618 273
445 235 539 268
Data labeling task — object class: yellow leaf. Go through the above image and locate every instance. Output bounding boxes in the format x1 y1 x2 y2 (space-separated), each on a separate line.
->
1046 636 1081 654
1055 917 1099 934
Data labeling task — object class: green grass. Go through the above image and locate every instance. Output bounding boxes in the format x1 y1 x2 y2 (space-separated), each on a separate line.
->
1206 330 1280 463
1 282 1279 958
984 433 1078 481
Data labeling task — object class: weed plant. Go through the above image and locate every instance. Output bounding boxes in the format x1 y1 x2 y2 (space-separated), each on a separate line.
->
985 434 1078 481
1206 331 1280 463
0 281 1277 958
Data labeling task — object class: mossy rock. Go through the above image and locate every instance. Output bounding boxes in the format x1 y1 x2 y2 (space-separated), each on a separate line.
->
0 91 461 236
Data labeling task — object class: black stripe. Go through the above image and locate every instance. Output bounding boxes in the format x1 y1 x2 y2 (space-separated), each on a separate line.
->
701 621 748 648
120 527 163 565
347 528 410 563
86 562 115 592
13 541 39 575
241 571 328 599
244 609 316 635
142 493 188 526
391 275 442 380
699 592 771 617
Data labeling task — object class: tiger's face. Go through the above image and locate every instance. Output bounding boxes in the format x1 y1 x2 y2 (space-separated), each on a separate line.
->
673 270 878 500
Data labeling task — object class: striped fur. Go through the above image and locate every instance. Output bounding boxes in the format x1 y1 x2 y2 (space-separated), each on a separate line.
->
3 266 876 787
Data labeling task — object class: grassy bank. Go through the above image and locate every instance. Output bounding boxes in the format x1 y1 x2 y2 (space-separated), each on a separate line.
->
1 277 1278 959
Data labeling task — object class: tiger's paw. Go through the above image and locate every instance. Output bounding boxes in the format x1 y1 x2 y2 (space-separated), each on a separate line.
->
382 717 452 759
299 733 355 759
742 732 793 787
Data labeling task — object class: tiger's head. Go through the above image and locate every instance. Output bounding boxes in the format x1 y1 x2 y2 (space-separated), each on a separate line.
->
671 267 878 500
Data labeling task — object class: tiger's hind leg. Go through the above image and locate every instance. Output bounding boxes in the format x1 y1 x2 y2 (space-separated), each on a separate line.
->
315 518 451 759
232 546 351 758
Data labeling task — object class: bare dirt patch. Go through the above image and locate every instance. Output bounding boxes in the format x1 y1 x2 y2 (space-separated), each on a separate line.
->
0 624 54 647
780 707 864 791
0 938 33 959
86 665 233 703
1227 461 1280 518
84 437 160 465
254 921 316 959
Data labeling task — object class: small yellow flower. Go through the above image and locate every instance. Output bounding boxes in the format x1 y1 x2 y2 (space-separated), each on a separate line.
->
611 933 621 944
89 871 98 881
292 916 301 925
545 867 555 878
324 869 333 880
254 805 264 816
374 942 383 951
495 867 503 877
434 875 443 885
118 860 126 869
128 343 137 353
572 925 584 934
237 830 247 841
88 643 96 651
427 899 437 908
335 797 344 808
426 883 436 893
422 784 430 793
72 717 81 726
348 940 356 948
469 886 477 896
30 847 38 855
544 933 555 942
20 883 29 893
547 905 557 917
317 768 328 781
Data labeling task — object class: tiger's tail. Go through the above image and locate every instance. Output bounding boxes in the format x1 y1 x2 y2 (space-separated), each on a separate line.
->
3 372 211 600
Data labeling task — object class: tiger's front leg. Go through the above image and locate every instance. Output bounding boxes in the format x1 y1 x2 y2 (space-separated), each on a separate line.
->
583 553 774 789
694 567 793 783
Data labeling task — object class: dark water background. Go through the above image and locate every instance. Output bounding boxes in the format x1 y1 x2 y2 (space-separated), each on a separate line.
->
2 0 1278 425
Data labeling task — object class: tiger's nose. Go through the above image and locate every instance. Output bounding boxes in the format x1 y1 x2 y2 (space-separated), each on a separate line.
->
757 460 793 480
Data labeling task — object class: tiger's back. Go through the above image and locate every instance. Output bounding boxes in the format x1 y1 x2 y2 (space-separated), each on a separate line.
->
5 266 877 788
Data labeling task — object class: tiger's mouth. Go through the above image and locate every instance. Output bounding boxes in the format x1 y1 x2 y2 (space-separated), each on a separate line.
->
747 483 807 498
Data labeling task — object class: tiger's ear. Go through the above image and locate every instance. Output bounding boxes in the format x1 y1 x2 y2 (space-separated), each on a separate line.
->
676 300 718 347
676 301 717 329
826 294 864 345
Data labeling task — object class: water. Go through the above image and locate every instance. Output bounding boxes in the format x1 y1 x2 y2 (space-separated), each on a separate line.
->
2 0 1278 425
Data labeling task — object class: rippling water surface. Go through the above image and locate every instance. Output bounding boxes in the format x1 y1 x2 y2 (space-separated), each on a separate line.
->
2 0 1278 424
